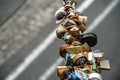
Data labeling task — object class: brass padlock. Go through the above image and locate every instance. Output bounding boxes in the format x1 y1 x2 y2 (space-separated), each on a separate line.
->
73 53 88 66
82 43 92 52
67 45 83 54
57 66 73 79
78 16 87 24
59 44 70 58
77 24 87 33
57 66 68 79
70 27 80 37
56 26 67 39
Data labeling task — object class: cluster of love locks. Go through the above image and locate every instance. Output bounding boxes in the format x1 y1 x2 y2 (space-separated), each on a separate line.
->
55 0 110 80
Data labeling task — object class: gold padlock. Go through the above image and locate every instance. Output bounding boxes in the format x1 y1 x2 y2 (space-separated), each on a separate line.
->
57 66 68 79
59 44 70 58
67 45 83 54
82 43 92 52
57 66 74 79
73 53 87 65
70 27 80 37
78 16 87 24
77 24 87 33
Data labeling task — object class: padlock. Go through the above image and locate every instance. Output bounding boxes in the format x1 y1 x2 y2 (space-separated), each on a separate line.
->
62 35 76 44
77 24 87 33
100 60 110 70
82 43 92 52
57 66 74 79
56 26 67 39
73 53 88 66
59 44 70 58
67 45 83 54
93 52 104 58
89 73 102 80
70 27 80 37
57 66 68 79
78 16 87 24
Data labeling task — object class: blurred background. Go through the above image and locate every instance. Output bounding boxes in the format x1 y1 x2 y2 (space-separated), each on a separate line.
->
0 0 120 80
